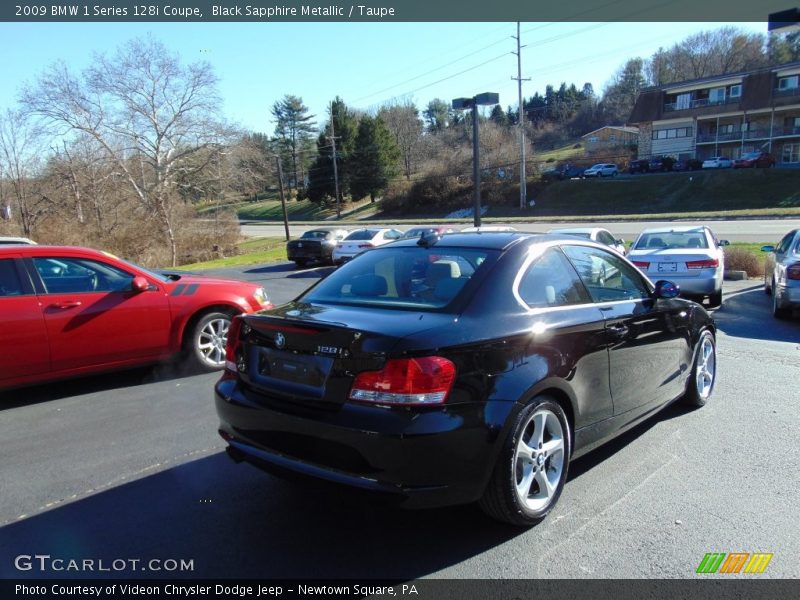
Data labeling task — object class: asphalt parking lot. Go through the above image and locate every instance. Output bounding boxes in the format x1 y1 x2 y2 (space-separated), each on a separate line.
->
1 266 798 580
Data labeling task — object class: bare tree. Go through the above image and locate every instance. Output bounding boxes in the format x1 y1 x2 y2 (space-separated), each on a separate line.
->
378 100 423 180
22 36 230 265
645 27 767 85
0 109 51 236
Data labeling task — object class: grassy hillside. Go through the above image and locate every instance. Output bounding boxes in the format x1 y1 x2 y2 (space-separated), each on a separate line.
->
530 168 800 217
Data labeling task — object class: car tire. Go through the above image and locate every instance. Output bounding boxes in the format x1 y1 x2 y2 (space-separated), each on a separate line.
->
185 310 234 372
681 330 716 408
479 396 571 526
707 290 722 308
294 259 308 269
772 279 791 319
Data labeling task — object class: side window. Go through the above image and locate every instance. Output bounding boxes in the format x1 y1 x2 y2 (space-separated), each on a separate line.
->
34 257 134 294
598 231 615 246
562 245 650 303
776 232 795 255
0 259 24 297
517 247 591 308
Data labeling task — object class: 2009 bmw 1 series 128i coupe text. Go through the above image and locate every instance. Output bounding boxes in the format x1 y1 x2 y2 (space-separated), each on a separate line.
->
215 232 717 526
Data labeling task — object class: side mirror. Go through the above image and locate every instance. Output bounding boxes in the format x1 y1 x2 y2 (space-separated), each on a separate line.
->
131 276 149 293
654 280 680 299
616 238 625 245
718 239 730 247
761 245 775 253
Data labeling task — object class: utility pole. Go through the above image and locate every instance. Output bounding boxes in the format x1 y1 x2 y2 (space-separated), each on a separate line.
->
276 156 290 241
328 101 341 219
512 22 531 210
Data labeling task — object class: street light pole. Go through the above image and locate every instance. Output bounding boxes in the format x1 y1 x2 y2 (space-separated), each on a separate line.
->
452 92 499 229
471 102 481 227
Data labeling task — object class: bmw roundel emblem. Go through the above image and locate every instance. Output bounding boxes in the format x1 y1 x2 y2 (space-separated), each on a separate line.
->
275 332 286 349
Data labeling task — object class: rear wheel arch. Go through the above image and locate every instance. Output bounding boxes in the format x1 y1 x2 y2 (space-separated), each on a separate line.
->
531 387 575 451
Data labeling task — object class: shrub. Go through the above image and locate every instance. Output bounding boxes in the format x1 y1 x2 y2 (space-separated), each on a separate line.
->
724 247 764 278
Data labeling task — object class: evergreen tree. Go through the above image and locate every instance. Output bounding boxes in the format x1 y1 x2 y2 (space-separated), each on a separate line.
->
351 116 401 202
306 97 359 204
489 105 508 126
423 98 451 132
270 95 316 191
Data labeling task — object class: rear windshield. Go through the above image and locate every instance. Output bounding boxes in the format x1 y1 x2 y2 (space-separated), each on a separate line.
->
344 229 379 241
301 230 331 240
301 246 495 310
634 232 709 250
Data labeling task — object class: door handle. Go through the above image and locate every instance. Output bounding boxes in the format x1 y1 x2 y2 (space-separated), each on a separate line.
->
50 301 82 309
607 324 629 338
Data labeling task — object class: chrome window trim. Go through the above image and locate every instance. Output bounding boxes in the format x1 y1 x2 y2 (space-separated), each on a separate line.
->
512 240 656 313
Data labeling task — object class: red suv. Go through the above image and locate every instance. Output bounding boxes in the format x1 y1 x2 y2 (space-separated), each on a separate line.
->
0 246 271 391
733 151 776 168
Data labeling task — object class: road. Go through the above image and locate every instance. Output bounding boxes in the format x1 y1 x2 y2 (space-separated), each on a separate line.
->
1 267 798 580
241 218 800 244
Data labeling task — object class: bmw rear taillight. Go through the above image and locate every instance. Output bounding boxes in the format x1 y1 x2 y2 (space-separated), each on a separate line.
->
632 260 650 268
357 243 375 249
349 357 456 406
787 263 800 280
222 315 244 380
686 259 719 269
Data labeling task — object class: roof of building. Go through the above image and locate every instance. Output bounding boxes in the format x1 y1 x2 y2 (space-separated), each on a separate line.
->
581 125 640 138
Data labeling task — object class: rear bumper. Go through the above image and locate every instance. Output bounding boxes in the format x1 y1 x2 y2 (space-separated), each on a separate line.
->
646 272 721 296
214 379 516 508
287 249 329 262
775 283 800 307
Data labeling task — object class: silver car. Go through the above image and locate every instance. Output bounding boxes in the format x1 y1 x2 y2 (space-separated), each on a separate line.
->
583 163 619 177
628 226 728 308
548 227 627 255
762 229 800 319
701 156 733 169
0 236 36 245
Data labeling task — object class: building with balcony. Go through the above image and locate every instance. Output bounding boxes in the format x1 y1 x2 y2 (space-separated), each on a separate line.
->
628 62 800 165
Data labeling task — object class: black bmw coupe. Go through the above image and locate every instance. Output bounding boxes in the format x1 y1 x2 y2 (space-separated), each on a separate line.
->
215 232 716 526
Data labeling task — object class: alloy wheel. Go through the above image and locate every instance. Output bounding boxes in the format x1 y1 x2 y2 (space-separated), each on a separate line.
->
695 336 716 400
513 408 566 511
197 316 230 368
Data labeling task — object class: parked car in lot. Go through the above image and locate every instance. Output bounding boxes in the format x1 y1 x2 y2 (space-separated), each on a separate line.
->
286 228 349 268
332 228 403 265
547 227 627 255
648 156 675 172
762 229 800 319
583 163 619 177
628 226 728 307
399 226 455 240
541 164 585 181
216 232 717 526
627 159 649 174
0 236 36 245
460 225 518 233
0 245 272 391
733 151 776 169
701 156 733 169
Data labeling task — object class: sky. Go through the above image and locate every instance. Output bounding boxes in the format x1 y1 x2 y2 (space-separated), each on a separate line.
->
0 20 770 134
